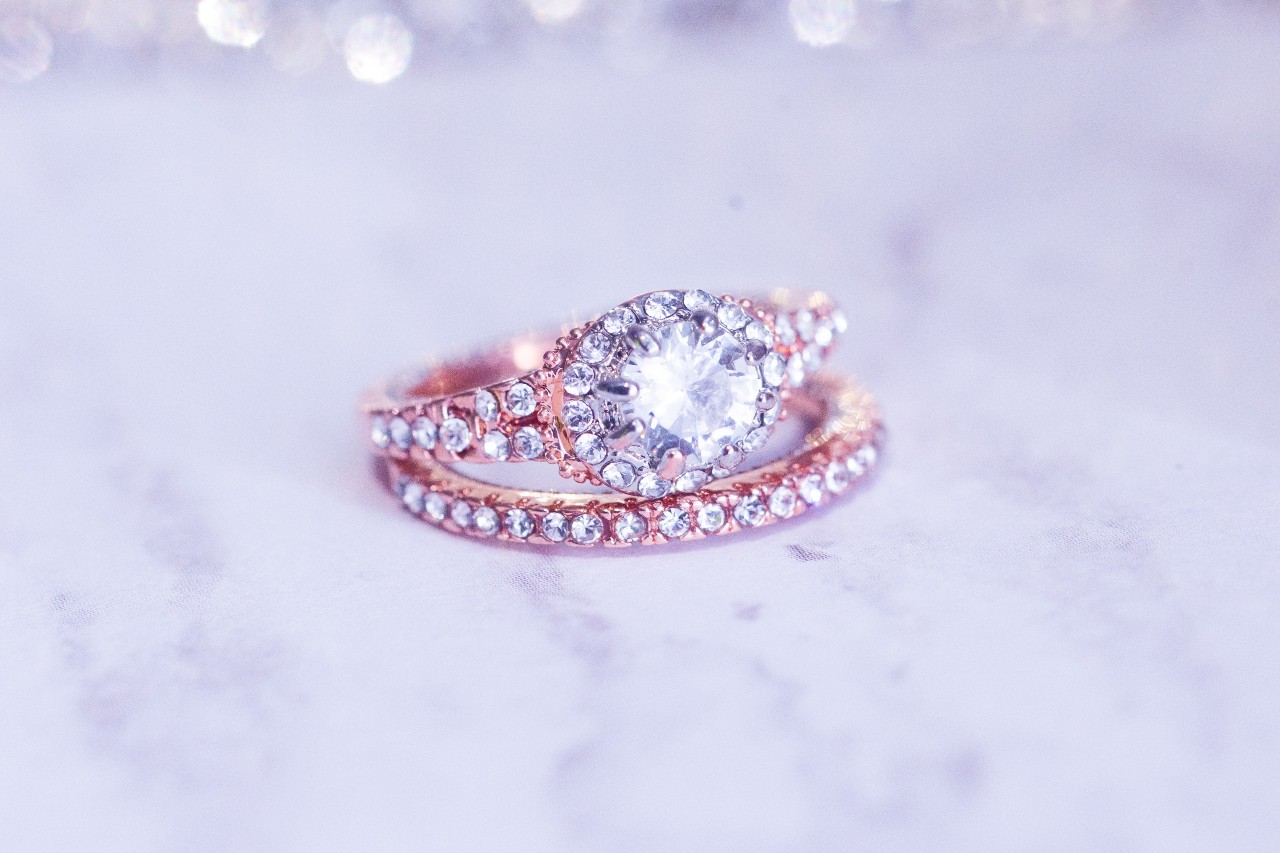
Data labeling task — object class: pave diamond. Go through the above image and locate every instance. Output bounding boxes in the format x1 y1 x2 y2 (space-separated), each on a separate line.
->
578 331 613 364
617 319 763 469
370 415 390 448
675 470 708 493
683 290 718 312
505 382 536 417
474 390 499 424
614 511 647 543
824 460 850 494
512 427 544 460
424 491 447 521
761 353 786 387
601 461 636 489
401 481 424 514
440 417 470 453
450 500 472 528
657 506 691 539
570 513 603 545
505 508 534 539
637 473 670 499
740 426 769 453
574 432 606 464
473 506 499 536
542 511 569 542
563 363 595 396
697 503 726 533
799 474 824 506
717 301 749 330
411 416 437 450
482 431 511 461
389 416 412 449
769 486 797 519
602 307 636 335
562 400 594 432
733 495 767 527
644 291 681 319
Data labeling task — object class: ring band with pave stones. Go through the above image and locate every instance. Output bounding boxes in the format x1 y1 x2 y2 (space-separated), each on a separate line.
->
362 289 883 546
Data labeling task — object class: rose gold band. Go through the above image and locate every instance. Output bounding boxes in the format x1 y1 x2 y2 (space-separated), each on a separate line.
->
375 372 882 547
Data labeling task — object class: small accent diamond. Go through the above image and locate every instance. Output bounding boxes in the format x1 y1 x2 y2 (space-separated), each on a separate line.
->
733 495 767 527
675 470 708 493
505 382 537 417
370 415 390 448
563 363 595 396
832 308 848 334
601 461 636 489
450 501 473 528
578 331 614 364
473 506 499 536
795 310 815 342
637 473 671 499
411 417 437 450
389 416 411 449
845 455 866 477
504 508 534 539
401 481 424 514
775 314 796 346
644 291 681 319
440 417 471 453
769 486 797 519
602 307 636 335
570 513 604 545
717 301 749 330
424 492 447 521
745 320 774 348
854 444 878 468
658 506 691 539
562 399 594 432
614 511 647 544
787 352 805 386
814 320 834 347
824 460 850 494
697 503 726 533
474 390 499 424
740 426 769 453
684 290 718 312
799 474 824 506
542 511 569 542
512 426 544 460
574 432 607 465
761 353 786 387
482 431 511 461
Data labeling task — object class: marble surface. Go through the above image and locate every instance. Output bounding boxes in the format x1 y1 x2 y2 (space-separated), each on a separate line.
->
2 17 1279 853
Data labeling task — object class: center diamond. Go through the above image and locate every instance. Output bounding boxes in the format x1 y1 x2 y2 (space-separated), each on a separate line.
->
618 320 763 468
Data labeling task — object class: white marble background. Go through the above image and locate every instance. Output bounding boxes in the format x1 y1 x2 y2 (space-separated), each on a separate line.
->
2 14 1279 853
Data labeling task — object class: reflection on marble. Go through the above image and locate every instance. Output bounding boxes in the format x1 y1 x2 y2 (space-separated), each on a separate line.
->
1 16 1279 853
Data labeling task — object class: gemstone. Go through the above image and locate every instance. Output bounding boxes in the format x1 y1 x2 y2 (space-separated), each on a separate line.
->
389 416 412 449
803 344 822 371
474 390 499 424
578 331 614 364
795 310 815 342
602 307 636 335
813 320 834 347
697 503 726 533
799 474 824 505
505 508 534 539
845 455 865 477
574 432 607 464
854 444 878 468
683 290 718 312
473 506 499 536
561 400 594 432
832 308 848 334
745 320 774 349
644 291 681 319
637 473 671 499
675 470 708 493
570 513 603 544
740 426 769 452
482 431 511 461
614 511 647 543
450 501 473 528
719 447 744 470
601 461 636 489
512 427 544 460
370 415 390 448
657 506 691 539
440 417 470 453
563 363 595 396
616 318 764 469
411 417 437 450
505 382 537 417
542 511 569 542
717 301 749 330
734 495 767 527
769 486 797 519
787 352 805 386
761 353 786 387
424 492 447 521
774 314 796 346
401 481 424 514
824 460 850 494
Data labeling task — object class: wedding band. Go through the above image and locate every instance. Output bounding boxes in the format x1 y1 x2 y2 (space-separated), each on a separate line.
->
362 288 884 546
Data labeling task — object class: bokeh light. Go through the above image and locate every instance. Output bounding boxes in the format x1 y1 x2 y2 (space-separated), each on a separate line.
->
344 13 413 84
528 0 585 26
197 0 267 48
0 17 54 83
789 0 856 47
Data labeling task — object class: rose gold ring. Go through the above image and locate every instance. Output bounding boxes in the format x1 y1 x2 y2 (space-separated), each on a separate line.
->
362 288 884 546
